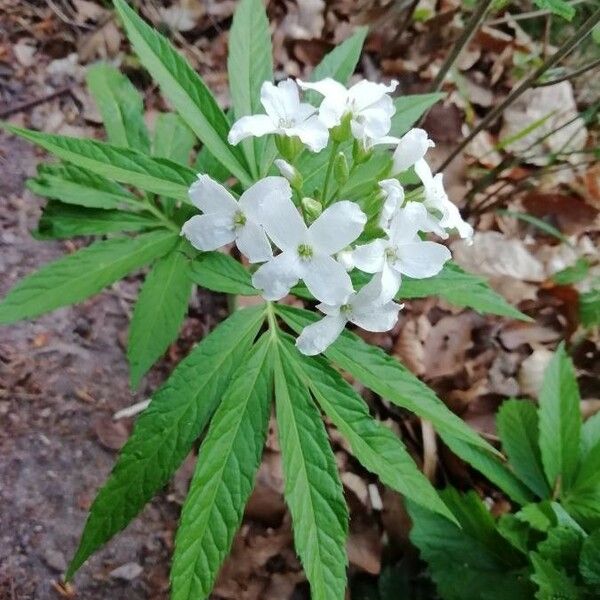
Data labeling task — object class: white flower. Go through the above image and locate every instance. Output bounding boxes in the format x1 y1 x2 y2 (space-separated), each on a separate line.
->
296 276 403 356
182 174 283 263
252 197 367 304
414 159 473 240
298 78 398 144
352 202 451 303
378 179 405 230
228 79 329 152
392 128 435 174
274 159 296 181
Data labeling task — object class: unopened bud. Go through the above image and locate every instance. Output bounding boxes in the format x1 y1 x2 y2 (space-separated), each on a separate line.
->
333 152 349 186
301 197 322 224
275 135 302 162
352 138 373 165
274 159 303 190
331 111 352 143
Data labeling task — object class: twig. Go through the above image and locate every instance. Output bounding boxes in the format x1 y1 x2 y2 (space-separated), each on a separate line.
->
0 86 72 119
436 5 600 173
390 0 420 45
486 0 589 26
113 399 151 420
534 56 600 87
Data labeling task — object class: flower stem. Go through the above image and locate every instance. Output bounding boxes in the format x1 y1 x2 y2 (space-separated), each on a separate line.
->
266 302 279 341
141 199 180 233
322 141 340 206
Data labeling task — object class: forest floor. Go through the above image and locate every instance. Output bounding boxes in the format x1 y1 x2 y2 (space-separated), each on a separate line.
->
1 1 599 599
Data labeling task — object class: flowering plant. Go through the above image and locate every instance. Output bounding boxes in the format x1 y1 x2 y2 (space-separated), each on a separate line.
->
0 0 530 598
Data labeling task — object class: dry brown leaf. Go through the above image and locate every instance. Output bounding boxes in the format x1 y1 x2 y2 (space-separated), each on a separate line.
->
282 0 325 40
518 347 554 397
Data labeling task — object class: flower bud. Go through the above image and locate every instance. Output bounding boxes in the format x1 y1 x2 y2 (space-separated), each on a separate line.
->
301 197 322 224
352 138 373 165
333 152 349 187
274 159 303 190
275 135 303 162
331 111 352 143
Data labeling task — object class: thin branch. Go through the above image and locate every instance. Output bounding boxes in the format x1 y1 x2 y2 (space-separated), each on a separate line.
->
487 0 589 26
0 86 72 119
534 56 600 87
436 5 600 173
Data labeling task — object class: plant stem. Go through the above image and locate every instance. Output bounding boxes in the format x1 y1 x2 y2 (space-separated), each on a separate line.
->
322 141 340 205
437 5 600 173
487 0 588 26
266 302 279 340
534 56 600 87
142 198 179 233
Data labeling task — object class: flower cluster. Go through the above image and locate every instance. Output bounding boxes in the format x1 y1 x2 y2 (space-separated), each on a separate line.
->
182 78 472 355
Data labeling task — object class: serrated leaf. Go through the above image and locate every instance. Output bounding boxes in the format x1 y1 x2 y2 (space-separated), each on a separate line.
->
27 164 138 210
113 0 251 187
280 337 456 524
228 0 273 177
86 62 150 152
8 125 195 200
171 333 272 600
538 526 583 572
530 553 580 600
0 230 177 324
128 243 192 388
538 343 581 494
274 339 348 600
67 305 265 578
276 305 495 456
194 144 230 182
497 400 550 498
189 251 258 295
580 530 600 585
534 0 576 21
389 93 445 137
153 113 196 164
36 201 156 239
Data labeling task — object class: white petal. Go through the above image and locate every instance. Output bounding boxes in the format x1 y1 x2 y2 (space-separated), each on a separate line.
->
228 114 276 145
318 96 347 128
301 254 353 305
251 251 301 300
274 159 296 181
258 191 307 252
181 213 235 251
238 176 292 223
296 314 347 356
440 200 474 239
316 302 341 316
395 241 451 279
378 261 403 304
298 78 348 101
350 298 402 332
308 201 367 255
392 129 435 174
337 249 355 271
351 239 387 273
287 115 330 152
388 202 430 244
261 79 301 122
352 96 395 141
378 179 404 229
235 221 272 263
347 80 398 111
188 174 238 215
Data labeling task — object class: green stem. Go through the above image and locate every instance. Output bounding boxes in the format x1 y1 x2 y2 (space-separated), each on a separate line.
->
322 141 340 205
142 199 179 233
266 302 279 341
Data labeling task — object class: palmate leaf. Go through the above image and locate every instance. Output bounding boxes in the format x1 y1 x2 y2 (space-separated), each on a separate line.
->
188 251 257 295
152 113 196 165
274 339 348 600
530 553 580 599
227 0 273 177
127 242 193 388
27 164 138 210
497 400 550 499
36 201 157 239
8 125 195 201
279 337 456 524
389 93 445 137
171 333 272 600
66 305 265 578
0 230 177 325
86 63 150 152
538 343 581 494
534 0 576 21
113 0 252 188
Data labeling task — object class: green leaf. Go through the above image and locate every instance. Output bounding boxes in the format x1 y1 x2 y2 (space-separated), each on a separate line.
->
497 400 550 498
582 411 600 458
538 526 583 572
9 125 195 200
127 244 192 388
0 230 177 324
552 258 589 286
497 210 571 245
194 144 230 182
280 337 456 524
538 343 581 494
274 338 348 600
530 554 580 600
86 62 150 152
36 201 156 239
27 164 138 210
580 530 600 586
113 0 251 187
389 93 445 137
66 305 265 578
227 0 273 176
580 289 600 328
152 113 196 164
276 305 495 455
533 0 576 21
171 333 272 600
189 251 258 295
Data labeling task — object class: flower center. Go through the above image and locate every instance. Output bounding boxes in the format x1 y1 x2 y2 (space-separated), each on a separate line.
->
297 243 313 261
385 247 398 262
340 304 352 315
278 116 295 128
233 210 247 229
